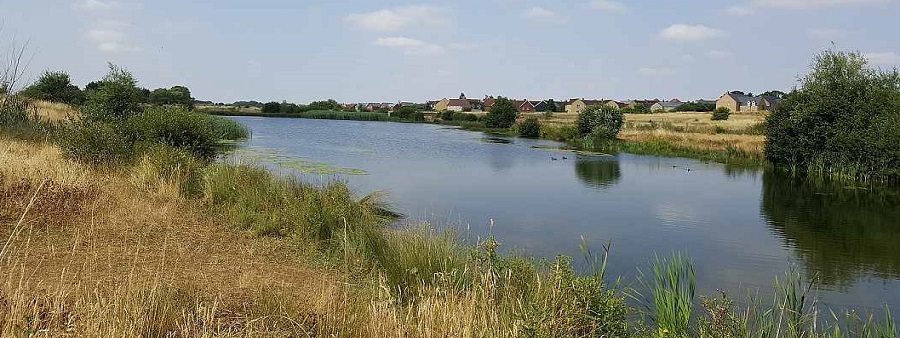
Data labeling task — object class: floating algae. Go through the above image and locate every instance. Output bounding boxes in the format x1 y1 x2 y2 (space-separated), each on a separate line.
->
230 147 368 176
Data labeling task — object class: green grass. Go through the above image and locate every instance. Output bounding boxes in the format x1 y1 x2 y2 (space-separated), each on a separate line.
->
594 139 767 167
203 108 394 121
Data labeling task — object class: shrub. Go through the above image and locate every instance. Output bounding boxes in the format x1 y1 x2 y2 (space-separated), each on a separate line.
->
541 124 580 143
19 71 84 105
711 107 731 121
261 102 281 114
82 64 143 121
393 106 419 120
0 96 52 140
128 107 222 160
130 145 203 196
765 50 900 183
452 112 479 122
576 105 623 139
483 97 518 128
518 117 541 138
440 110 454 121
59 120 136 166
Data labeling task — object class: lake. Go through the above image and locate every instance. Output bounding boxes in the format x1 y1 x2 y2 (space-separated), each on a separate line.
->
227 116 900 312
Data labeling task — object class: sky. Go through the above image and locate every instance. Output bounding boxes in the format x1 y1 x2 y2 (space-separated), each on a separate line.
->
2 0 899 103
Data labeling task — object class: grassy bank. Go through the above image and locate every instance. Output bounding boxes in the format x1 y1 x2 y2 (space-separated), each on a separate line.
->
203 108 395 122
1 100 897 337
538 112 768 166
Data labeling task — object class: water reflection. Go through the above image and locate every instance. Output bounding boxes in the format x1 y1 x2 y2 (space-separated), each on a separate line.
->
761 172 900 288
575 157 621 190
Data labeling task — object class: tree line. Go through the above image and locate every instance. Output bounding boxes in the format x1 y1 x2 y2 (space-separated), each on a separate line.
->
17 69 196 109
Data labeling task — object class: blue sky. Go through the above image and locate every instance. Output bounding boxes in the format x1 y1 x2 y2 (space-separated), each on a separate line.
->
3 0 899 103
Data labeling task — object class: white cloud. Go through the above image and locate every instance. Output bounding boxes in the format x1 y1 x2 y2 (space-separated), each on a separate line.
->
448 42 478 51
807 28 847 40
678 54 696 63
659 24 727 42
864 52 900 66
78 0 138 53
373 37 443 55
638 67 676 76
588 0 628 12
79 0 120 11
725 0 895 15
706 50 735 60
751 0 894 9
723 5 757 15
345 5 443 32
523 6 560 20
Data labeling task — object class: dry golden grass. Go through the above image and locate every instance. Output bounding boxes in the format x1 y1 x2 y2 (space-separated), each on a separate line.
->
536 111 767 155
31 100 77 122
618 129 766 156
0 137 343 336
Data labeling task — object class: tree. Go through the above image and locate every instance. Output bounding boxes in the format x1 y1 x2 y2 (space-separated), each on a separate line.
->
483 97 518 128
545 99 557 112
711 107 731 120
169 86 193 108
765 50 900 182
150 88 172 105
261 101 281 114
19 71 84 105
83 64 142 121
518 117 541 138
760 90 786 99
576 106 623 140
308 99 340 111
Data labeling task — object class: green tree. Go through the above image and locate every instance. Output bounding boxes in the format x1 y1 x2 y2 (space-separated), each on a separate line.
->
576 105 623 139
169 86 193 108
261 101 281 114
19 71 84 105
83 64 142 121
545 99 557 112
711 107 731 120
483 97 518 128
150 88 172 105
518 117 541 138
760 90 786 99
765 50 900 182
308 99 340 111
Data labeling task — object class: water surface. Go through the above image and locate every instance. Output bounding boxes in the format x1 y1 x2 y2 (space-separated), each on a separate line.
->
229 116 900 312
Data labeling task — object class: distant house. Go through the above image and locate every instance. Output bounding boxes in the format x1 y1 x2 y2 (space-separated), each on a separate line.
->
651 101 681 112
565 99 605 115
364 103 392 112
433 98 450 112
604 100 627 109
517 100 537 113
392 102 417 111
483 96 496 112
533 100 551 112
447 98 473 112
626 100 660 109
716 92 781 113
696 99 717 105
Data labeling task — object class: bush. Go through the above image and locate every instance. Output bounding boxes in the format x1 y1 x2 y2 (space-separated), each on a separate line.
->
60 107 247 165
261 102 281 114
440 110 454 121
82 64 143 121
711 107 731 121
129 107 223 160
0 96 52 140
483 97 518 128
19 71 84 105
673 102 716 112
518 117 541 138
393 106 420 120
766 50 900 183
452 112 479 122
576 105 623 139
130 145 203 196
59 120 136 166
